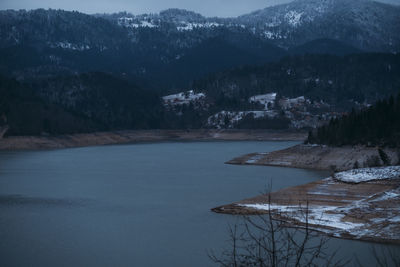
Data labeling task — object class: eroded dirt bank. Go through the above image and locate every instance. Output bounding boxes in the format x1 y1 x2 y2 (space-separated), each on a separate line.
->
0 130 306 151
212 168 400 244
227 144 399 171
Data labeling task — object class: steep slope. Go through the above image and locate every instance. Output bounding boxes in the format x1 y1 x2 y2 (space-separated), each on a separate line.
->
191 53 400 106
32 72 164 129
0 1 399 90
289 38 362 55
308 93 400 147
154 34 286 87
0 9 283 88
238 0 400 52
0 75 98 135
0 9 129 49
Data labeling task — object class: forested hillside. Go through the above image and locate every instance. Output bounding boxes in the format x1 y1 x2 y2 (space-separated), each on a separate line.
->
1 53 400 136
192 53 400 108
307 93 400 147
0 75 97 135
1 1 399 89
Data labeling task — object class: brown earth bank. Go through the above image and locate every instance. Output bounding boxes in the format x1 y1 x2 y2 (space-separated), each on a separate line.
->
219 143 400 244
227 144 400 171
212 174 400 244
0 129 306 151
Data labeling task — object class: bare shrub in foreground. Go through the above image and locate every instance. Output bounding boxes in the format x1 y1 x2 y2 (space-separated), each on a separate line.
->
209 200 348 267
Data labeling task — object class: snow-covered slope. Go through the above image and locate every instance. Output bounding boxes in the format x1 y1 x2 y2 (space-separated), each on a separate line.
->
238 0 400 51
162 90 205 106
334 166 400 183
103 0 400 52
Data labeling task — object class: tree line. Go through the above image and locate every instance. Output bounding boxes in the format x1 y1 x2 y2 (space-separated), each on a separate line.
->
307 92 400 147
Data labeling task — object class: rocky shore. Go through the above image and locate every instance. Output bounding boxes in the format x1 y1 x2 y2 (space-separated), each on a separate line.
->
212 166 400 244
0 129 306 151
227 144 400 171
215 144 400 244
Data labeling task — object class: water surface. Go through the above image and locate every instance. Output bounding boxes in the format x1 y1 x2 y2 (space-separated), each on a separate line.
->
0 141 391 266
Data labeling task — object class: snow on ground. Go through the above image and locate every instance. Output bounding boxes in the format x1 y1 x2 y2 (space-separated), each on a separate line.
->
265 21 281 27
140 21 158 28
284 11 303 27
249 93 277 110
207 110 278 129
162 90 205 106
371 187 400 202
245 153 268 164
239 203 364 233
239 195 399 240
50 42 90 51
279 96 309 110
177 22 222 31
118 17 158 28
238 169 400 242
334 166 400 184
263 31 284 39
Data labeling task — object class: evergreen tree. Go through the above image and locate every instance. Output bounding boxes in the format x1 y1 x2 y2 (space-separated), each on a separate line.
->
307 92 400 147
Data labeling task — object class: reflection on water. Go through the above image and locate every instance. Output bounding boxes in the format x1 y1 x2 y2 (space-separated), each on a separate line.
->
0 142 394 266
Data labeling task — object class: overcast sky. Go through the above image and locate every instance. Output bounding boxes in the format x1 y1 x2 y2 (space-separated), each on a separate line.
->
0 0 399 17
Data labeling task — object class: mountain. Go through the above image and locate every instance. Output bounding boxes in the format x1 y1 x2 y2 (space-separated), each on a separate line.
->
238 0 400 52
191 53 400 107
0 0 399 89
154 35 286 88
289 39 362 56
103 0 400 52
0 1 400 134
0 9 281 88
1 52 399 135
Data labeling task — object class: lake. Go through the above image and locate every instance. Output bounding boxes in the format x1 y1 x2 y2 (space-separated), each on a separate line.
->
0 141 393 266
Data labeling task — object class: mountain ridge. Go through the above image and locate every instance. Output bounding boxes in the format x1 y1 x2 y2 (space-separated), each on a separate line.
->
0 0 399 88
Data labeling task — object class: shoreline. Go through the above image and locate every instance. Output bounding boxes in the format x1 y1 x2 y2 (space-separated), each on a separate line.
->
212 174 400 244
211 172 400 245
0 129 306 151
227 144 400 171
215 144 400 244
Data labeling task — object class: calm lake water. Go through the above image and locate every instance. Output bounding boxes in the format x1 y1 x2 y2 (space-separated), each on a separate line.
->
0 141 394 266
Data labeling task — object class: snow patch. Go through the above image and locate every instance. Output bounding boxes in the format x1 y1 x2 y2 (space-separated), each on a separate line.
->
334 166 400 184
246 154 265 164
279 96 308 110
207 110 278 129
177 22 222 31
51 42 90 51
263 31 284 39
285 11 303 27
371 188 400 202
118 17 158 28
240 203 364 232
249 93 277 110
162 90 205 106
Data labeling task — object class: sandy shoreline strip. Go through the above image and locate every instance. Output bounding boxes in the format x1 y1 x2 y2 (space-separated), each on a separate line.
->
0 129 306 151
